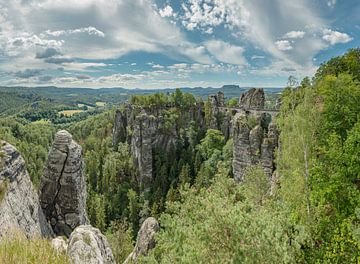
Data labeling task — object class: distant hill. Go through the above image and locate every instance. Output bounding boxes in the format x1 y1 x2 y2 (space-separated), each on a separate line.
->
0 85 284 104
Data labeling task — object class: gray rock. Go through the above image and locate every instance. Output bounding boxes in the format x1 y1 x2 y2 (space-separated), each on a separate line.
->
0 141 53 238
40 130 88 237
67 225 115 264
261 123 279 179
113 109 128 149
131 113 157 193
232 114 279 183
249 125 263 164
239 88 265 109
52 236 68 254
124 217 160 264
232 113 252 182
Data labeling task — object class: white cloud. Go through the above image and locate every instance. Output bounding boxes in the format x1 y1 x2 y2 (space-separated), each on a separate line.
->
205 40 246 65
152 64 164 69
0 0 212 73
283 30 305 39
44 27 105 38
159 5 174 18
275 40 293 51
322 29 353 45
251 55 265 60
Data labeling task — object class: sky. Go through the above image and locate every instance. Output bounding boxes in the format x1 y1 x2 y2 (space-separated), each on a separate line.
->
0 0 359 89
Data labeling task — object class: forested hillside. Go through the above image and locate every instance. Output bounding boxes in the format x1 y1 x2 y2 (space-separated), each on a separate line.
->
0 49 359 263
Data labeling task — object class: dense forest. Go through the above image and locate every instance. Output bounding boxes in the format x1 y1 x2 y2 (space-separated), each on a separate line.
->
0 49 359 263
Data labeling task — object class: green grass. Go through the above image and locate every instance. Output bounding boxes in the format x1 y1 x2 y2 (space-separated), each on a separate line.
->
0 231 70 264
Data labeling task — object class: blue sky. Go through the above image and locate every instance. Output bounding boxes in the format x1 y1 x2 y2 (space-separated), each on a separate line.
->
0 0 359 89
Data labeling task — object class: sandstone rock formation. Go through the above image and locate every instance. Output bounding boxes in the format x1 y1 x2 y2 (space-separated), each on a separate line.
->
0 141 53 238
230 88 280 182
113 103 205 193
124 217 160 264
208 91 225 129
67 225 115 264
239 88 265 109
232 113 279 182
40 130 88 237
52 236 68 254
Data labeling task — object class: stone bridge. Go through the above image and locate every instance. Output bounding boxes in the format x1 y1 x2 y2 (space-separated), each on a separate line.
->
217 106 279 117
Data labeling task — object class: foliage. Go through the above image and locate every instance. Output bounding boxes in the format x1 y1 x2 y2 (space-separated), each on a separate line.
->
227 97 238 107
106 220 134 263
0 231 70 264
0 117 55 187
143 169 302 264
314 48 360 82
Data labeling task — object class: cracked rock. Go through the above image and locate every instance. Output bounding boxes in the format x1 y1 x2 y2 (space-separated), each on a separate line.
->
40 130 88 237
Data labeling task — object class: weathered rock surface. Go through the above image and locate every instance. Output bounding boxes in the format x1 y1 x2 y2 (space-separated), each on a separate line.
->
261 122 279 179
113 103 205 193
124 217 160 264
239 88 265 109
40 130 88 237
67 225 115 264
0 141 53 238
232 114 252 182
131 112 157 192
52 236 68 254
208 91 225 129
232 113 279 182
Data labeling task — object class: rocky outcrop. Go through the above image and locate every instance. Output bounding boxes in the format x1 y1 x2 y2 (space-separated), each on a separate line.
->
232 113 278 182
131 112 157 192
40 130 88 237
208 91 225 129
232 114 252 182
0 141 53 238
239 88 265 109
67 225 115 264
261 123 279 179
113 103 205 193
113 108 128 149
124 217 160 264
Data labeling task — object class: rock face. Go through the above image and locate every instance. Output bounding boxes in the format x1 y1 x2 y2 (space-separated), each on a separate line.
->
124 217 160 264
131 112 157 192
113 103 205 193
232 113 278 182
208 91 225 129
0 141 53 238
40 130 88 237
67 225 115 264
239 88 265 109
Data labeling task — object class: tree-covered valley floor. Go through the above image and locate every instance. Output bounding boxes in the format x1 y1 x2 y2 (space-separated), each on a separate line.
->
0 48 360 263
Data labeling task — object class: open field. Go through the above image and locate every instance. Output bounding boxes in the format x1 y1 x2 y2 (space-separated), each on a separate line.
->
58 110 85 116
95 102 106 107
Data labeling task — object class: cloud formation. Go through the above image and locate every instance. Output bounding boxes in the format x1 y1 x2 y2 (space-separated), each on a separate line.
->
0 0 357 88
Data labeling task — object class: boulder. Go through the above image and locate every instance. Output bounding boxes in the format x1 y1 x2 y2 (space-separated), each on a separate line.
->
40 130 88 237
0 141 53 238
67 225 115 264
124 217 160 264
